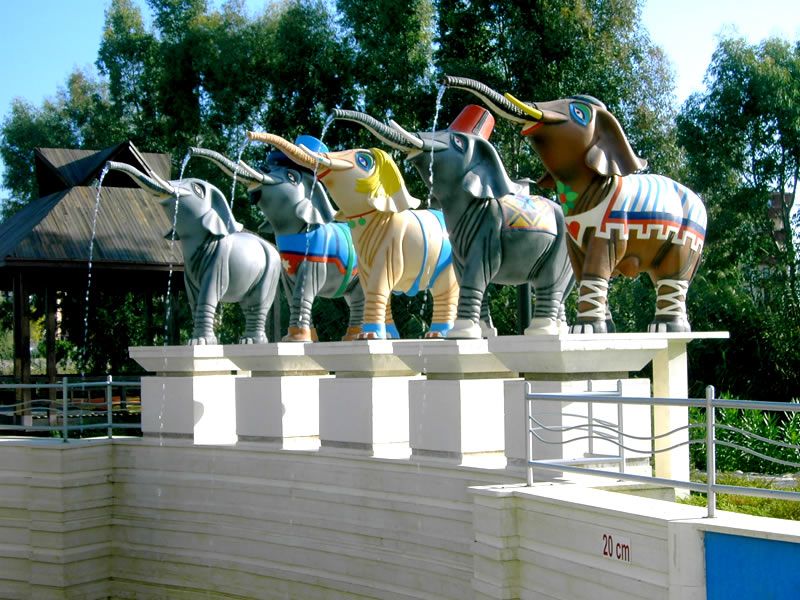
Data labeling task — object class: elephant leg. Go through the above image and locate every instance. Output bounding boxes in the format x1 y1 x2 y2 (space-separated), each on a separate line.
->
358 290 390 339
283 264 314 342
479 293 496 337
190 302 218 345
570 276 610 334
425 268 459 338
449 263 490 339
342 278 365 341
240 302 269 344
649 279 691 333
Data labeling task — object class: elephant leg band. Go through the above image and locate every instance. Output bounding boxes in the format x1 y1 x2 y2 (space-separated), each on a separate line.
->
654 279 690 319
576 278 609 322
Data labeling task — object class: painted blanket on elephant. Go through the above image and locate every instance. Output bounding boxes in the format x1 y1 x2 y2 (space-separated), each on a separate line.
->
275 223 357 279
501 194 558 234
564 174 707 251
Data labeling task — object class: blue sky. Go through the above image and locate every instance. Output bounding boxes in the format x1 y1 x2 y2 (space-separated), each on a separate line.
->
1 0 799 190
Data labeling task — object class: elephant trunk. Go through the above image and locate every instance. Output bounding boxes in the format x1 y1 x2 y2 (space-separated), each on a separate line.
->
189 147 277 186
246 131 318 170
442 76 531 124
331 109 424 152
106 161 177 197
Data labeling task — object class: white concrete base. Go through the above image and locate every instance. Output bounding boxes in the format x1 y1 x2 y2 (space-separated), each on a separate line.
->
504 378 652 470
409 378 508 463
236 375 328 449
319 376 419 457
141 374 241 445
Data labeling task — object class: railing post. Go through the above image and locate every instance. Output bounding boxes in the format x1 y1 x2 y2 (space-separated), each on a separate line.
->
587 380 594 456
106 375 113 439
617 380 625 474
526 382 533 486
706 385 716 518
61 377 69 442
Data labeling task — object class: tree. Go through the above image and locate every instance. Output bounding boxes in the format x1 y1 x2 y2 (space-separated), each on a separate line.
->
677 36 800 400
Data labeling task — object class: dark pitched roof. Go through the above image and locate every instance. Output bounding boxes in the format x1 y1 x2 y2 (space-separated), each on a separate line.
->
35 141 172 198
0 141 184 290
0 185 182 270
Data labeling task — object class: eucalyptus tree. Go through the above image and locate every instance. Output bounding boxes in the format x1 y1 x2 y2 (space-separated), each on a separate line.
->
677 36 800 400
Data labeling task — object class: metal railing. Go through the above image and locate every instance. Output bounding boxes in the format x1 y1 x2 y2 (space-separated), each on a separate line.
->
526 383 800 518
0 376 141 441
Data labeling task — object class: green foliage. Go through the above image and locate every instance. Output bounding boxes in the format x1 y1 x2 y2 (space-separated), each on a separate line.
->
689 400 800 476
677 36 800 401
679 472 800 520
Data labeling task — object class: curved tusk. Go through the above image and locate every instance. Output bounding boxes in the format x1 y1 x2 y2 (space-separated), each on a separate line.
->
504 93 543 121
246 131 317 170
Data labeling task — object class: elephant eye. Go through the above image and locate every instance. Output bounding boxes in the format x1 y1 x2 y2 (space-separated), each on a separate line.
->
355 152 374 172
287 171 298 184
451 134 466 153
192 182 205 198
569 102 591 126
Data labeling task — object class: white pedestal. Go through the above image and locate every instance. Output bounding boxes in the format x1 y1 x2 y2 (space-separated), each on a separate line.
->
141 374 241 445
318 376 417 457
409 378 506 463
236 375 327 450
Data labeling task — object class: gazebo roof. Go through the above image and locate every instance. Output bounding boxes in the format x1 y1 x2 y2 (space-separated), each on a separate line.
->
0 141 183 291
34 141 171 198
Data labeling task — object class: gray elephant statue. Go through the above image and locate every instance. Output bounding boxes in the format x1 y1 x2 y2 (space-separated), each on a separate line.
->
332 105 575 338
189 139 365 343
106 161 281 345
442 76 708 333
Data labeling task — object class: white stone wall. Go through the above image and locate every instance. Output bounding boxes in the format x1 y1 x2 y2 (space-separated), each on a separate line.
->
1 437 800 600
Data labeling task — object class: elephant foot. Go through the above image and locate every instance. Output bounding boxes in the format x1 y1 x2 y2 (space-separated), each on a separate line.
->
479 320 497 338
569 320 607 334
524 317 561 336
341 326 362 341
282 327 312 342
311 328 319 342
240 332 268 344
425 322 453 339
356 331 383 340
648 318 691 333
446 319 482 339
189 336 218 345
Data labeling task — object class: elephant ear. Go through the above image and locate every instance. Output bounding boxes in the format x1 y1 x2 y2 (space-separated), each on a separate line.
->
462 139 516 199
585 109 648 177
361 148 421 213
203 188 243 237
295 179 337 224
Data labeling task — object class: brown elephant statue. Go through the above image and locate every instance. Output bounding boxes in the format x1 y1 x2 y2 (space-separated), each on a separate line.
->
443 76 707 334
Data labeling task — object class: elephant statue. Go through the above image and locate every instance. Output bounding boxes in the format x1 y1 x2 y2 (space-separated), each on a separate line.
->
332 105 575 338
189 140 365 342
106 161 281 345
442 76 708 334
246 131 460 340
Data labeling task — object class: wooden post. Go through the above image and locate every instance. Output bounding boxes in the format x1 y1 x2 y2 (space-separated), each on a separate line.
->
45 287 57 402
12 272 31 417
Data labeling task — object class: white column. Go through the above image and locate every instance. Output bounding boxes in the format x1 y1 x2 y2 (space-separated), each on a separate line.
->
652 339 690 481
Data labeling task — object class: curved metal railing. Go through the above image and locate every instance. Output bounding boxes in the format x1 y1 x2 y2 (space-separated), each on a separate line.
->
0 376 141 440
526 383 800 517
